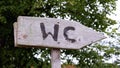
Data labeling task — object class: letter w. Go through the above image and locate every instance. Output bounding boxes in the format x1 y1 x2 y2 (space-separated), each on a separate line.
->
40 23 59 41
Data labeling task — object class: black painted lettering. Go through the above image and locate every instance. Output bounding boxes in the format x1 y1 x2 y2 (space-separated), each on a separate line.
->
64 26 76 43
40 23 59 41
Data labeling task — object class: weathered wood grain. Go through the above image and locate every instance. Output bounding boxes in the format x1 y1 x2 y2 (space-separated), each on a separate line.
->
14 16 105 49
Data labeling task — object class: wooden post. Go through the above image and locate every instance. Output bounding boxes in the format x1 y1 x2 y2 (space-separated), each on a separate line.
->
51 48 61 68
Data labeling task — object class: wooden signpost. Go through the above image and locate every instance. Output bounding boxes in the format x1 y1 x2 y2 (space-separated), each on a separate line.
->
13 16 105 68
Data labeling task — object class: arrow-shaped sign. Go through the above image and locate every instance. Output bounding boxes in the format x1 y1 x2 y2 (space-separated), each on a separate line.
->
14 16 105 49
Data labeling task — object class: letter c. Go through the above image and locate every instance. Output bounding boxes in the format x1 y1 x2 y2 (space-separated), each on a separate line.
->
64 26 76 43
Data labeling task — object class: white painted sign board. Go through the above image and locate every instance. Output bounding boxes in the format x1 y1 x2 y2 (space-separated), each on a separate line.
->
14 16 105 49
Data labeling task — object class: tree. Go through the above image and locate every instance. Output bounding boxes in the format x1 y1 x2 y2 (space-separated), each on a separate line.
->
0 0 119 68
105 22 120 66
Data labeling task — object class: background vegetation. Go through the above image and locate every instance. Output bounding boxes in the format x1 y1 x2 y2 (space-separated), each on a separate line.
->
0 0 120 68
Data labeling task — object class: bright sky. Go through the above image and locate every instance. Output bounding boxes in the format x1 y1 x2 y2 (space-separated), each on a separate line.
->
105 0 120 63
108 0 120 22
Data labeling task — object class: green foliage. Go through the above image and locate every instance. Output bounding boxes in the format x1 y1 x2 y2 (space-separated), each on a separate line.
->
62 44 119 68
105 23 120 66
0 0 119 68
